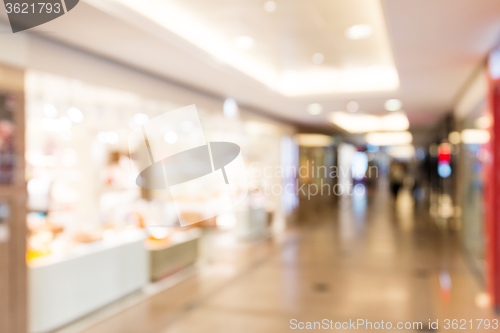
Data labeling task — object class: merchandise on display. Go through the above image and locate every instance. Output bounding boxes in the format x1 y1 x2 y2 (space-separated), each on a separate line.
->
25 70 293 264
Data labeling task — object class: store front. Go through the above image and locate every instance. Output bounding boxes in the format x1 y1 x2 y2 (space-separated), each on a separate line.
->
21 69 298 332
0 22 304 330
486 45 500 309
22 69 297 331
458 104 488 279
454 47 499 306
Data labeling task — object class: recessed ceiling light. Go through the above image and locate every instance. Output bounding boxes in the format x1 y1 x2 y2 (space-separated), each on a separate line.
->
329 112 409 133
307 103 323 115
97 131 108 144
312 53 324 65
345 24 373 40
384 99 402 111
448 131 461 145
365 131 413 146
295 134 332 147
346 101 359 113
233 36 255 50
44 104 58 118
263 1 277 12
133 112 149 125
475 116 491 129
461 129 490 144
164 131 179 144
387 145 416 159
67 107 84 123
223 98 239 119
106 131 119 144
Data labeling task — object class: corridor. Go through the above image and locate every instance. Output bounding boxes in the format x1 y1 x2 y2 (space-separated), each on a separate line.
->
3 1 500 332
72 188 494 333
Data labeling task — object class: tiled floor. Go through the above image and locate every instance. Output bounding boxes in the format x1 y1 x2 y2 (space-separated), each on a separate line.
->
79 188 498 333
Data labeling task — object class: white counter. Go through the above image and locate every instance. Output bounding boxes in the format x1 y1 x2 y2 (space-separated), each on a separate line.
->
29 230 148 333
146 229 201 281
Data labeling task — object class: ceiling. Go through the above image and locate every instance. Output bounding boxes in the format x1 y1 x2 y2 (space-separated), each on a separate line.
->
107 0 399 96
5 0 500 132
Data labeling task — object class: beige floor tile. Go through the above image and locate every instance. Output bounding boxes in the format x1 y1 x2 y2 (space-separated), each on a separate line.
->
78 189 499 333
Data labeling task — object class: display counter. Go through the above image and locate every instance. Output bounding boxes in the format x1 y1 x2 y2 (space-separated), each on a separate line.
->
234 206 270 241
23 70 293 333
29 230 148 333
146 228 201 282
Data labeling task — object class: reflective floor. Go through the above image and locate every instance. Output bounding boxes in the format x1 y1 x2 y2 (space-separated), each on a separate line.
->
76 187 498 333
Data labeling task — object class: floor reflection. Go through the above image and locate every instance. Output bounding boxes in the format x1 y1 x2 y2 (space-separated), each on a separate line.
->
76 185 498 333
